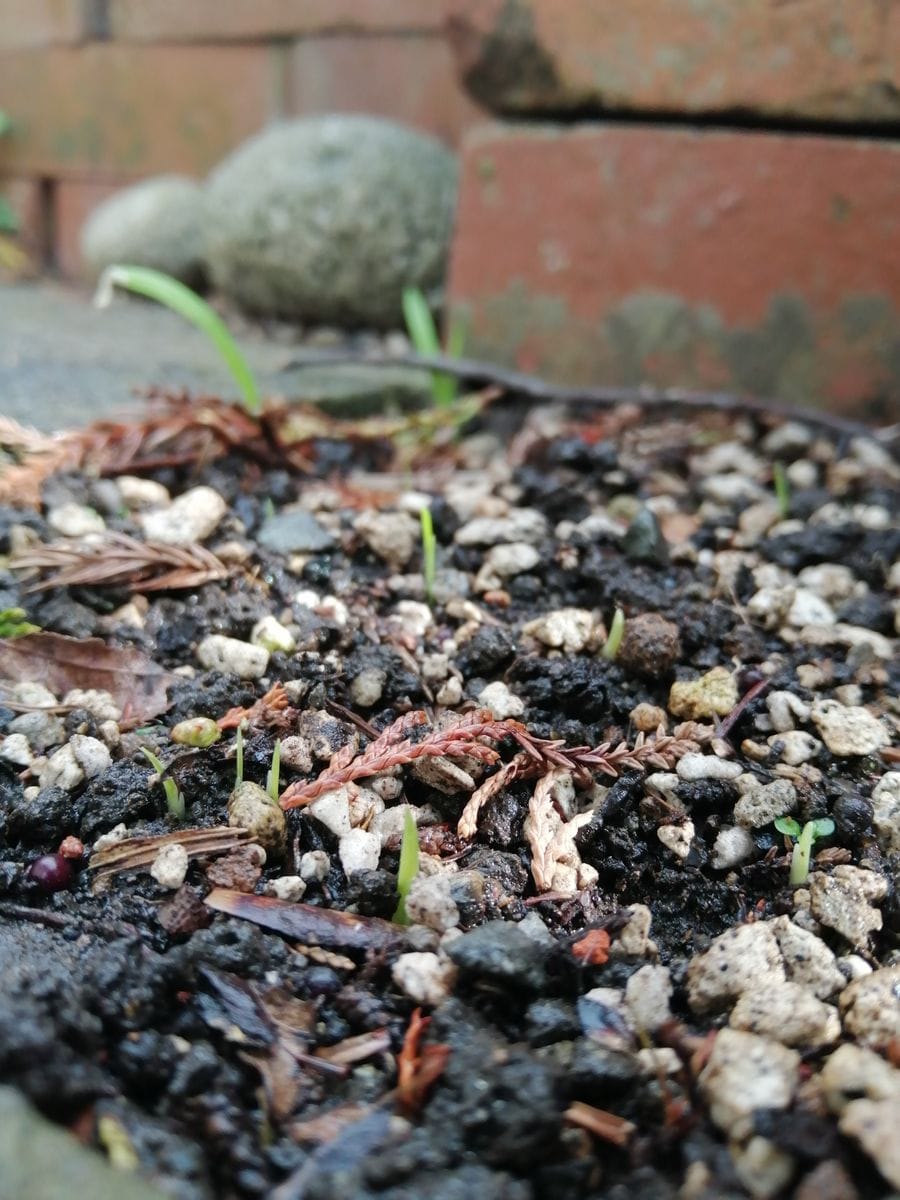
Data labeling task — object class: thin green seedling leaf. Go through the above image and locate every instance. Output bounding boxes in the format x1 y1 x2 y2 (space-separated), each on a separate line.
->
234 725 244 788
266 739 281 803
774 817 802 838
602 607 626 660
402 286 456 407
94 265 261 416
140 747 185 820
772 461 791 520
420 506 437 606
392 808 420 926
0 607 39 638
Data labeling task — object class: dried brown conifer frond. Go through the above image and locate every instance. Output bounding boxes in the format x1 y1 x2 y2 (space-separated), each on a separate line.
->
11 531 230 593
0 417 82 508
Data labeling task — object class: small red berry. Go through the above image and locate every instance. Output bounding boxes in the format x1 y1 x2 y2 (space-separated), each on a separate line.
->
26 853 74 892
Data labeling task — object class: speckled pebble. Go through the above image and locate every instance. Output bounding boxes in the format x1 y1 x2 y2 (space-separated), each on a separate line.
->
770 916 845 999
729 980 840 1047
733 779 797 828
392 952 457 1006
668 667 738 720
820 1044 900 1113
226 781 287 856
611 904 657 958
766 690 811 733
139 485 226 545
808 866 886 949
871 772 900 853
197 634 269 680
299 850 330 882
839 965 900 1048
454 508 547 547
810 700 889 757
699 1028 799 1138
349 667 387 708
484 542 540 578
354 510 419 569
404 873 460 933
768 730 821 765
265 876 306 903
840 1099 900 1190
624 964 672 1033
657 820 694 860
687 922 785 1013
149 843 189 889
786 588 835 627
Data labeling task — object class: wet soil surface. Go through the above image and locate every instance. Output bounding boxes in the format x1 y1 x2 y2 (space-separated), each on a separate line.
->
0 395 898 1200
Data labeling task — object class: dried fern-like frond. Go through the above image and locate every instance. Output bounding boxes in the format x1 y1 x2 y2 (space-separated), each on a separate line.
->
11 531 230 593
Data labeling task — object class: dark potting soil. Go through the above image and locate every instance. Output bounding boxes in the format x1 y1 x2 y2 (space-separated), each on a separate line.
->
0 395 897 1200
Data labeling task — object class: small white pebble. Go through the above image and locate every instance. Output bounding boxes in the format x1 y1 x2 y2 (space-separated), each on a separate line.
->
676 754 742 782
150 843 189 889
265 876 306 903
0 733 33 767
47 503 106 537
250 615 296 655
392 951 457 1006
477 680 525 720
117 475 171 510
197 634 269 680
139 485 226 546
657 821 695 860
338 828 381 875
299 850 331 882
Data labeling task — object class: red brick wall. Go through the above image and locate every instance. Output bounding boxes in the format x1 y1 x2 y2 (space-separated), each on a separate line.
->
0 0 483 276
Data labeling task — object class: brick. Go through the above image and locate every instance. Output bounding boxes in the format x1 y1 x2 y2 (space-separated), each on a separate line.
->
286 35 484 146
109 0 443 41
0 43 284 178
448 125 900 417
446 0 900 123
53 177 129 278
0 176 46 258
0 0 89 49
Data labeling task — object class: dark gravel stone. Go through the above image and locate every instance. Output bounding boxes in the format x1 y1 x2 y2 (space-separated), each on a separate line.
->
831 792 873 843
526 999 580 1047
257 509 336 554
462 848 528 896
565 1040 640 1102
454 626 517 677
622 507 668 564
617 611 682 677
5 786 83 845
446 920 550 991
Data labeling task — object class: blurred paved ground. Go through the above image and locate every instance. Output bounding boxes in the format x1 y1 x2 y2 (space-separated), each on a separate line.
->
0 281 428 430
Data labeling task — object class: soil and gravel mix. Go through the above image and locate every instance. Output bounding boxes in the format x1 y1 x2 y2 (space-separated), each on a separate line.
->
0 385 897 1200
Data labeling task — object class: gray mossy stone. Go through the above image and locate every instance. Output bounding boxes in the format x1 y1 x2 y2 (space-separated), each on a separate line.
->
203 116 458 328
80 175 206 286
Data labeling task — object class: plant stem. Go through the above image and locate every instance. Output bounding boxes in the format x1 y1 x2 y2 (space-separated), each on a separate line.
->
789 821 815 886
602 608 626 660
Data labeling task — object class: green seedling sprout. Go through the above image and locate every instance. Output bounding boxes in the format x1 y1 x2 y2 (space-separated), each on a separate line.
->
774 816 835 886
772 461 791 520
140 747 185 820
234 725 244 788
0 607 39 639
420 506 437 605
602 607 626 660
266 739 281 803
392 808 420 925
402 285 459 407
94 265 261 416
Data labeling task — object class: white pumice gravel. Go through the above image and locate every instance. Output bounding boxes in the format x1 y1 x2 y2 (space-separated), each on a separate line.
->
404 874 460 933
454 508 547 546
392 952 458 1007
139 485 226 545
47 502 106 537
675 754 742 782
770 916 845 999
308 787 353 838
298 851 330 883
337 828 381 875
116 475 171 510
522 607 597 654
250 615 296 655
656 821 694 860
710 825 756 871
63 689 122 722
349 667 387 707
265 876 306 903
820 1043 900 1112
765 690 811 732
699 1028 799 1138
839 965 900 1047
839 1099 900 1190
0 733 33 767
150 843 189 889
785 588 835 627
810 699 889 756
611 904 657 958
768 730 821 765
808 865 886 948
197 634 269 680
477 680 525 720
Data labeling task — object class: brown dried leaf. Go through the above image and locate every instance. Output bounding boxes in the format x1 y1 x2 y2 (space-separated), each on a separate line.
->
91 827 252 882
0 633 178 721
204 889 406 952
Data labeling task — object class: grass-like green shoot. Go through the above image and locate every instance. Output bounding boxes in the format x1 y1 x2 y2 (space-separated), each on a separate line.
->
140 747 185 820
234 725 244 788
420 506 437 606
775 816 835 886
602 607 626 660
94 265 261 416
0 607 39 639
402 285 459 408
392 808 420 925
266 739 281 804
772 461 791 520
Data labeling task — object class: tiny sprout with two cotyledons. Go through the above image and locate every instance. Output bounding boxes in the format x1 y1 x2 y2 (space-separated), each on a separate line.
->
774 816 835 886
